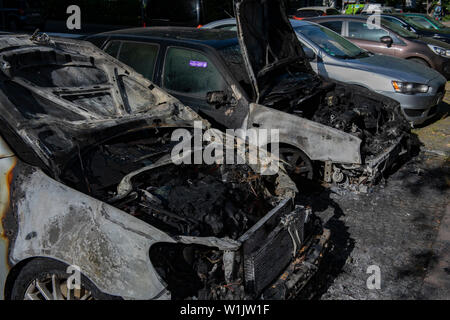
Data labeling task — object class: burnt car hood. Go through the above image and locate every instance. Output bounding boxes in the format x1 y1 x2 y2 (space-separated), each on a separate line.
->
234 0 310 102
0 34 206 174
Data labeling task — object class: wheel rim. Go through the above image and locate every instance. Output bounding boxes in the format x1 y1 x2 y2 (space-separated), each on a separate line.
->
280 148 314 181
24 274 93 300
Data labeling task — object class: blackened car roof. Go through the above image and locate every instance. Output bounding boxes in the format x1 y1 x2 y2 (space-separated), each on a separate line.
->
94 27 239 48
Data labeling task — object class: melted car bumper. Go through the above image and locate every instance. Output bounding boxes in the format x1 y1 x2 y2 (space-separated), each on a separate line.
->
261 228 330 299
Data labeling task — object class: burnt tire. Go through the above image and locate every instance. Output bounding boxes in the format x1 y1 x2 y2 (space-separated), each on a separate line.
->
280 147 314 183
10 258 116 300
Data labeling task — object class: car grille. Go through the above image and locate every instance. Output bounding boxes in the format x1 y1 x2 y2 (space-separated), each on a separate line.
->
240 201 306 297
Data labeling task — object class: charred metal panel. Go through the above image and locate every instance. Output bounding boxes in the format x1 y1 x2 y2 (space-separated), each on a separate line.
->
9 164 178 300
247 103 362 164
0 136 16 300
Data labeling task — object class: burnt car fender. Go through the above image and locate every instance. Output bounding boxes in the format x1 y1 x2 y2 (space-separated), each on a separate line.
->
247 103 363 164
0 140 16 300
5 162 179 300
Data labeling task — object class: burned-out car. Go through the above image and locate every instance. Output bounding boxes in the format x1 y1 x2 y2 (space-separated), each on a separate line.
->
0 34 329 300
87 0 412 191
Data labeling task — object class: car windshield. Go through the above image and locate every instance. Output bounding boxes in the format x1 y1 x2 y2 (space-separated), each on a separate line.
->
403 15 438 30
408 14 445 28
381 18 419 38
295 24 369 59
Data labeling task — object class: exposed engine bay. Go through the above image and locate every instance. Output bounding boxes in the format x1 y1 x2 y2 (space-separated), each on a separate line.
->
256 68 412 189
261 71 410 160
235 0 412 191
61 127 283 240
58 126 325 300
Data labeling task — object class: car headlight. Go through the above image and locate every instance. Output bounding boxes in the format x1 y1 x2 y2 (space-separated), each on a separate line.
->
392 81 429 94
427 44 450 57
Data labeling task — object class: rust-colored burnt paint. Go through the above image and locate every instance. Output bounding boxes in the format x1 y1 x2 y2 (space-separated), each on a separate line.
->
0 157 16 299
0 158 17 264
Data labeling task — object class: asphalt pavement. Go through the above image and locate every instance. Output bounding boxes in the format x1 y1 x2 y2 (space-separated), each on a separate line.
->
299 88 450 300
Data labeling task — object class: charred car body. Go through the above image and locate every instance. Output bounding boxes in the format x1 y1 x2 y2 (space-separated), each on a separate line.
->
88 0 412 191
0 34 329 300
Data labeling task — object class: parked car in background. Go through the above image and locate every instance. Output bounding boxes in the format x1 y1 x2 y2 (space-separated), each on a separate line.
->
372 13 450 44
361 4 394 14
401 13 449 31
306 15 450 79
290 6 340 20
203 18 446 125
142 0 234 27
0 0 46 31
87 0 413 193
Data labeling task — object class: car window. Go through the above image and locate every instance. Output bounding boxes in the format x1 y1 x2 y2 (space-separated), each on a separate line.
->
163 47 226 96
117 41 159 80
320 21 343 34
348 21 389 42
215 24 237 31
295 10 322 18
381 18 419 38
381 16 411 31
104 41 121 58
147 0 198 25
382 16 402 26
326 8 340 15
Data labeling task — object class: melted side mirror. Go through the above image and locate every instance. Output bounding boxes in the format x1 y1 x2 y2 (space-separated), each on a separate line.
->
380 36 393 47
304 47 316 60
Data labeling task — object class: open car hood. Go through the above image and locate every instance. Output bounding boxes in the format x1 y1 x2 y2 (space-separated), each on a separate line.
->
234 0 309 102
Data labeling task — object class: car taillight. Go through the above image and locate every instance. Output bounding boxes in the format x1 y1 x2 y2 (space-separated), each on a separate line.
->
322 13 327 16
293 16 304 20
197 24 203 28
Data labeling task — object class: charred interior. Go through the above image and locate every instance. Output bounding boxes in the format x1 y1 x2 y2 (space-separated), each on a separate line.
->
61 127 280 239
59 127 303 300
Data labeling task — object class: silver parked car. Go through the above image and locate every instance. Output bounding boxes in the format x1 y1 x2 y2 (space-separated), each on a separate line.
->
203 18 447 125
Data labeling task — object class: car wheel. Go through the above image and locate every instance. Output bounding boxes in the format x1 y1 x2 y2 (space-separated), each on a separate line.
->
10 258 113 300
408 58 430 67
280 147 314 182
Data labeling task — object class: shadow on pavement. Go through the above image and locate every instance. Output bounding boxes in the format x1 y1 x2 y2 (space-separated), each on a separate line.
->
414 100 450 129
295 186 355 299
